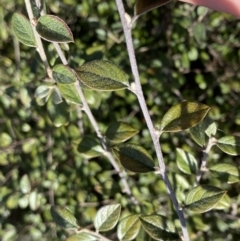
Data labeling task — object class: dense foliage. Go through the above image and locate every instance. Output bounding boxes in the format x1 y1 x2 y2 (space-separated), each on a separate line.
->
1 0 240 240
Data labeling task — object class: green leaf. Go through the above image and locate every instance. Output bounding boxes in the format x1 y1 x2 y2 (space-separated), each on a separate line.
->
50 206 79 229
214 194 231 210
94 204 121 232
217 136 240 156
36 15 74 43
184 185 227 213
194 22 206 44
57 83 81 104
76 60 129 91
105 122 139 143
66 232 99 241
160 101 210 132
11 13 36 47
0 132 12 148
176 148 198 175
139 214 179 240
210 163 240 184
117 214 141 241
113 144 155 173
19 174 31 194
47 98 69 127
135 0 172 16
77 136 104 158
35 85 54 106
53 64 77 84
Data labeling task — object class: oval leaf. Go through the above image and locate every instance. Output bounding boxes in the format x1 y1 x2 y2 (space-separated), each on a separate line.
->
36 15 74 43
117 214 141 241
53 64 77 84
112 144 155 173
67 232 99 241
50 206 79 229
57 83 81 104
210 163 240 184
135 0 172 16
76 60 129 91
19 174 31 194
176 148 198 175
94 204 121 232
217 136 240 156
184 185 227 213
139 214 179 240
105 122 139 143
77 136 104 158
160 101 210 132
11 13 36 47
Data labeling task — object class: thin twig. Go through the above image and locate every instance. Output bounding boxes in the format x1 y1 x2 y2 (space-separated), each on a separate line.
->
115 0 190 240
195 136 216 185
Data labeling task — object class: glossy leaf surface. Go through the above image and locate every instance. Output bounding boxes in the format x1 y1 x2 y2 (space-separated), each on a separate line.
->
113 144 155 173
217 136 240 156
77 136 104 158
135 0 172 16
53 64 77 84
139 214 179 240
160 101 210 132
11 13 36 47
185 185 226 213
210 163 240 184
117 214 141 241
36 15 74 43
50 206 78 229
105 122 139 143
176 148 198 174
94 204 121 232
76 60 129 91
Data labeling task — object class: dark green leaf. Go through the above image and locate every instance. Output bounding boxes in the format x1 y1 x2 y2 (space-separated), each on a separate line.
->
50 206 79 229
113 144 155 173
53 64 77 84
77 136 104 158
176 148 198 174
160 101 210 132
76 60 129 91
105 122 139 143
36 15 74 43
117 214 141 241
139 214 179 240
135 0 172 16
184 185 226 213
11 13 36 47
94 204 121 232
210 163 240 184
217 136 240 156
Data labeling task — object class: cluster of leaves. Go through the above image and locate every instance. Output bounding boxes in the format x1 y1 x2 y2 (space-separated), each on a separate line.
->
1 0 240 240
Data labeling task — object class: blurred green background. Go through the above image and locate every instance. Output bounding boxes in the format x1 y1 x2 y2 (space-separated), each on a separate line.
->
0 0 240 240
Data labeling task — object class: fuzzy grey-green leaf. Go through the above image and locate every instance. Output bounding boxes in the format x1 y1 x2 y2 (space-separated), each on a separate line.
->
53 64 77 84
76 60 129 91
184 185 226 213
50 206 79 229
139 214 179 240
217 136 240 156
57 83 81 104
117 214 141 241
94 204 121 232
160 101 210 132
113 144 155 173
12 13 36 47
105 122 139 143
36 15 74 43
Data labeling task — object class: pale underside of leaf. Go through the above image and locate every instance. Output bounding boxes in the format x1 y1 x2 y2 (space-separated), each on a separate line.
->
217 136 240 156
